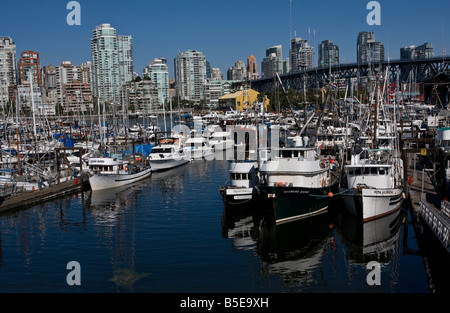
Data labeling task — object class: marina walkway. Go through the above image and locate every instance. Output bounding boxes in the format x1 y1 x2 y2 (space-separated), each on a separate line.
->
407 167 441 213
0 179 84 214
407 167 450 254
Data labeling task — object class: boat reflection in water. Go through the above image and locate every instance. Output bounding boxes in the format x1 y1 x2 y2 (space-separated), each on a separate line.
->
337 208 405 264
221 198 407 292
221 211 261 252
257 213 335 289
85 182 151 292
87 181 149 212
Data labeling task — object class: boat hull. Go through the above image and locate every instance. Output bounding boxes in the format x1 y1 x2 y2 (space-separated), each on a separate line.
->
149 158 189 171
340 187 404 222
220 186 257 207
89 168 152 191
258 183 339 225
185 148 213 160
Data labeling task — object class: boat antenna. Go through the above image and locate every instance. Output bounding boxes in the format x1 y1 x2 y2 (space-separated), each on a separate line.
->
275 72 302 130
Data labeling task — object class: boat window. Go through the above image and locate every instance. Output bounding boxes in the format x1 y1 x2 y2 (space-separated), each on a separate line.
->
355 168 362 175
364 167 371 175
231 173 251 180
280 150 291 158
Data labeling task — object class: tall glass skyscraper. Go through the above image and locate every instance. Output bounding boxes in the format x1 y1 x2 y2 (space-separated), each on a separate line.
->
91 23 121 102
261 45 283 77
357 32 384 64
290 38 314 72
318 40 339 69
118 35 134 84
174 50 206 104
0 36 17 104
143 58 170 106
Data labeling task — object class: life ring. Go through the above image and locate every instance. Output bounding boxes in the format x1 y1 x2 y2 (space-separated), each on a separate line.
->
124 165 128 171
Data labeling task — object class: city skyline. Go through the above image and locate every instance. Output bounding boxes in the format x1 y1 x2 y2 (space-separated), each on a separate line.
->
1 0 449 79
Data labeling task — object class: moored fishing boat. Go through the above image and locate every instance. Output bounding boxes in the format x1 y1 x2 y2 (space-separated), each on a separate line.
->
257 135 341 225
340 72 405 222
340 149 404 222
88 156 152 191
219 160 259 209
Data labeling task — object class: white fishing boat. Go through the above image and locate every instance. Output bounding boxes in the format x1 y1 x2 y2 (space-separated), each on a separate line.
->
340 74 405 222
257 135 341 225
148 137 190 171
219 160 259 208
340 150 404 222
88 157 152 191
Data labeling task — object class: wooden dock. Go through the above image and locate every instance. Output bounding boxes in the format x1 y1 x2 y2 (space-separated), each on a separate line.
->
0 178 87 214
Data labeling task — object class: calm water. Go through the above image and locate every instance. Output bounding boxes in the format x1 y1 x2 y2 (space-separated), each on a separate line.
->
0 153 443 293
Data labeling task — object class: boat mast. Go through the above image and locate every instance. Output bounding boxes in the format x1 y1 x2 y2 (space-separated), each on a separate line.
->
14 88 21 175
372 75 378 150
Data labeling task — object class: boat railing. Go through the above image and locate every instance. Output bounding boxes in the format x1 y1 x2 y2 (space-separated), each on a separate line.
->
419 200 450 253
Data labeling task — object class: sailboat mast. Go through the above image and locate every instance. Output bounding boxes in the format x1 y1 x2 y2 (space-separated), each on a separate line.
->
372 75 378 150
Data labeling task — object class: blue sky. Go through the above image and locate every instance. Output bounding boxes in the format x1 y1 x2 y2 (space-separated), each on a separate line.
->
1 0 449 78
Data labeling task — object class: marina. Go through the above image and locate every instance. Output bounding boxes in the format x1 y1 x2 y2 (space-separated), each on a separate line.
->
1 0 450 295
0 147 445 293
0 102 449 293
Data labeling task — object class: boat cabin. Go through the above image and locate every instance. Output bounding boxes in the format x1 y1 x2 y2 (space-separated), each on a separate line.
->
89 158 128 174
345 164 394 189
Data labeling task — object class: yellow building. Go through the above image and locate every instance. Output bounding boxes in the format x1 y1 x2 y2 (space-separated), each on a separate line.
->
218 89 270 112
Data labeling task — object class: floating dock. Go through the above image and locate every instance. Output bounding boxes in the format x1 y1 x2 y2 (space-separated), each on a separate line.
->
0 177 89 214
407 166 450 254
